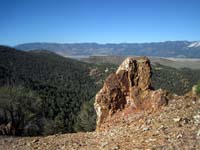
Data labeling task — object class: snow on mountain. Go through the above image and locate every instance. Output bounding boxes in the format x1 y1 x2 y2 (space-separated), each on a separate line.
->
188 41 200 48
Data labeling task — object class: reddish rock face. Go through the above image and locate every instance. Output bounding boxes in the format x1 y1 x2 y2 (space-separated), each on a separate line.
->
94 57 168 131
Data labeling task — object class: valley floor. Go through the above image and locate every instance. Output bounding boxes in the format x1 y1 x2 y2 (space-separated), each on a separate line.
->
1 95 200 150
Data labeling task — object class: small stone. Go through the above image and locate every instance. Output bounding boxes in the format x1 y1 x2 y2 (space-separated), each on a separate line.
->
12 145 16 149
60 145 65 150
146 119 151 125
152 131 159 136
197 130 200 137
158 125 166 130
101 142 108 148
177 134 183 139
27 143 31 146
149 138 156 142
32 139 39 143
173 117 181 122
193 114 200 124
182 118 190 124
105 68 109 73
113 145 120 150
110 132 114 136
145 138 156 143
143 127 150 131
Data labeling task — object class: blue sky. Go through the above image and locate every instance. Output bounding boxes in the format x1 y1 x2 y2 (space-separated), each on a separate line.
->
0 0 200 46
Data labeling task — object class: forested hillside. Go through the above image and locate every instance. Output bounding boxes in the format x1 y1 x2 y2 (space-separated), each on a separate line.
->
0 46 110 136
152 64 200 95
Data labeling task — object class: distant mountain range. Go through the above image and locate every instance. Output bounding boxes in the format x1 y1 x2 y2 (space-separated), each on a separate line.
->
15 41 200 58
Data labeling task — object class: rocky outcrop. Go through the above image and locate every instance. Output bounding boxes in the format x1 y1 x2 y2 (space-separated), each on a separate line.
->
94 57 168 131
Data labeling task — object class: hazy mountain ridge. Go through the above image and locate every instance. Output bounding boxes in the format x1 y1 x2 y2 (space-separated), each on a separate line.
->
15 41 200 58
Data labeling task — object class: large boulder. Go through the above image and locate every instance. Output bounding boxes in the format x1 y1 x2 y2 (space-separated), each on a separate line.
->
94 57 168 131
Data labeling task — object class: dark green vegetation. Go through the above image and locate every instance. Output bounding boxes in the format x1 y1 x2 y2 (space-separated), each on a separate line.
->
73 98 96 132
0 86 41 136
0 45 200 136
152 64 200 95
16 41 200 58
196 83 200 95
0 46 114 136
